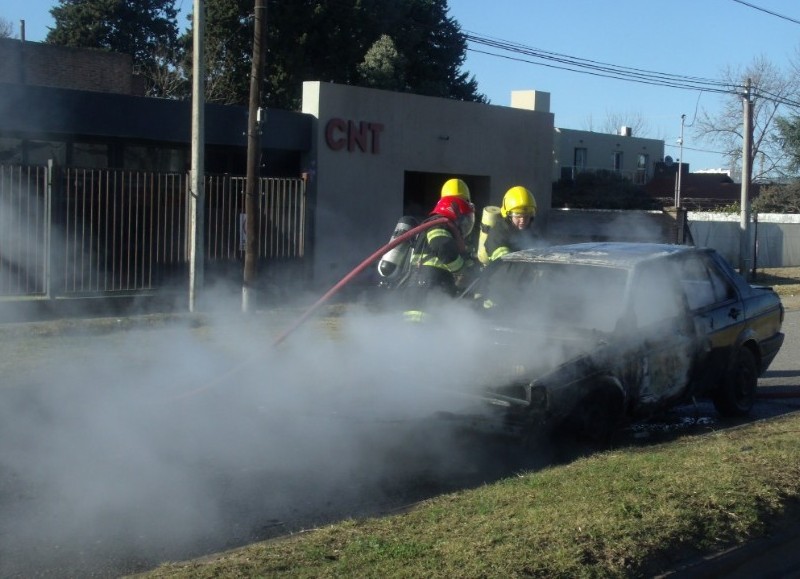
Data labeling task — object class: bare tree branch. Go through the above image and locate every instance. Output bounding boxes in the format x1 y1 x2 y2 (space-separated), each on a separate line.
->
695 55 800 181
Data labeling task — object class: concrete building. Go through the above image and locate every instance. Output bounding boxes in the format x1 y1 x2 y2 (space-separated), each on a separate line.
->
301 82 554 281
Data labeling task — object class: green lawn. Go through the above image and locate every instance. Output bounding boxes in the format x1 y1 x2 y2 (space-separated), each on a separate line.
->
138 414 800 578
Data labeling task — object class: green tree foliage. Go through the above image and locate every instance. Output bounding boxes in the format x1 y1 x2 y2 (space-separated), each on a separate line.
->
777 115 800 175
358 35 406 91
196 0 253 104
752 181 800 214
190 0 485 108
46 0 180 96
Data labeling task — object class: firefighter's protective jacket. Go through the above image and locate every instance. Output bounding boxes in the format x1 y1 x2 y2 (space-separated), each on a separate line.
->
484 218 542 262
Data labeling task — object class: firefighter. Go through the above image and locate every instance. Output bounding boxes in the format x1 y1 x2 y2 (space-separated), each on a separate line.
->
401 183 476 323
483 185 541 263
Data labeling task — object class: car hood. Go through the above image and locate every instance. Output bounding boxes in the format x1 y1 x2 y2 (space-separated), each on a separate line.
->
470 323 610 391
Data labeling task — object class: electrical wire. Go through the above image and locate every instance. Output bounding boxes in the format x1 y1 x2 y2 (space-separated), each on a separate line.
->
730 0 800 26
465 32 736 96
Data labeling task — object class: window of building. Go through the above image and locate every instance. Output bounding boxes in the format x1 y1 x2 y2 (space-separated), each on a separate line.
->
124 144 187 172
72 142 109 169
0 138 23 164
27 140 66 166
612 150 623 172
634 153 650 184
574 147 587 170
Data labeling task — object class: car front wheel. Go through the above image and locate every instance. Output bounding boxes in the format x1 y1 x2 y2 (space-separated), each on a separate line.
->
712 347 758 417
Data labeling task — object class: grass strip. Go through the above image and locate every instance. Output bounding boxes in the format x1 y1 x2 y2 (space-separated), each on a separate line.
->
140 414 800 578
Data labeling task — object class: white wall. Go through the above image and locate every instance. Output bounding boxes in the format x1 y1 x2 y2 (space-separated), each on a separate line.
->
547 209 800 268
689 212 800 268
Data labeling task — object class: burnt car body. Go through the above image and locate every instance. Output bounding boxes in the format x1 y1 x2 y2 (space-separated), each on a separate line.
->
463 242 785 441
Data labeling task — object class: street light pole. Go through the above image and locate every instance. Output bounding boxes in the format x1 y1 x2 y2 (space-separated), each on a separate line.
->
676 113 685 208
188 0 205 312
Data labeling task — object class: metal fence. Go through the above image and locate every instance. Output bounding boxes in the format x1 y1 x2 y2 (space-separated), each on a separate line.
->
0 163 307 298
0 164 50 296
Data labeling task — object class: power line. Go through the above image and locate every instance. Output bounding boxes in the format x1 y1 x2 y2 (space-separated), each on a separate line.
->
465 32 736 96
753 87 800 109
464 31 800 111
665 144 729 155
730 0 800 26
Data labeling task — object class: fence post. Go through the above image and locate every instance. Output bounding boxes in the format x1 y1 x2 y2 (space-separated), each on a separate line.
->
45 159 54 300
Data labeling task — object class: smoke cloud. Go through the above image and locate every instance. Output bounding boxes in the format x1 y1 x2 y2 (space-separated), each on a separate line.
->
0 180 692 577
0 287 509 576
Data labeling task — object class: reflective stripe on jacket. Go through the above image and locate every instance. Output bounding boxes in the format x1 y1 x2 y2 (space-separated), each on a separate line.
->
410 225 465 273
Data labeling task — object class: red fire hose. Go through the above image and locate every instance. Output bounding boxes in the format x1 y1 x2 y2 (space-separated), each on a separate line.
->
169 216 458 401
271 216 456 346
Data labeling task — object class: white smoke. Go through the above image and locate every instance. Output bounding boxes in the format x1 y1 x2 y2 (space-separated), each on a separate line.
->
0 292 506 576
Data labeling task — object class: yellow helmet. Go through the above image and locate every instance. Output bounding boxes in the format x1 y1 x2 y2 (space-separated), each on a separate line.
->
440 178 470 201
500 186 537 218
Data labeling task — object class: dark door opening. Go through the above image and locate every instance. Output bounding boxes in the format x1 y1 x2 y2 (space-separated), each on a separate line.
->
403 171 490 221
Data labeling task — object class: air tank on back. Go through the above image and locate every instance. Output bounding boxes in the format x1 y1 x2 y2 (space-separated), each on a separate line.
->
377 215 419 280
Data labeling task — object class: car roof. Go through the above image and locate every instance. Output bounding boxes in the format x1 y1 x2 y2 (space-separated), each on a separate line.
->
502 242 705 269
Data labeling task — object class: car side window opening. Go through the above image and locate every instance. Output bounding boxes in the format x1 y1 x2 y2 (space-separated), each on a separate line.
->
631 262 686 329
678 255 735 310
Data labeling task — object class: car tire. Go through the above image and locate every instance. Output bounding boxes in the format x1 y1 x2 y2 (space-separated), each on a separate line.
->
561 387 621 446
712 347 758 417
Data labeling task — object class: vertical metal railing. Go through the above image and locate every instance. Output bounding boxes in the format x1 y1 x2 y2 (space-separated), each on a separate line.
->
61 168 189 294
0 164 49 296
1 164 307 298
262 177 306 259
204 174 306 261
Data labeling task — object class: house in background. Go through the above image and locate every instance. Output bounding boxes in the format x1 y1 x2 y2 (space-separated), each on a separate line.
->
552 126 665 185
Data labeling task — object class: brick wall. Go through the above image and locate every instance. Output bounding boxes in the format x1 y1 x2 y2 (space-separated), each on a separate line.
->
0 38 145 96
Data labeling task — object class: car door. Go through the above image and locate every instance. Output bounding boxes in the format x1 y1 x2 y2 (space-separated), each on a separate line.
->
676 252 744 391
626 260 698 409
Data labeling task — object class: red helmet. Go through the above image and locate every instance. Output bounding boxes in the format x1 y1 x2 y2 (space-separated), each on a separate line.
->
430 196 475 237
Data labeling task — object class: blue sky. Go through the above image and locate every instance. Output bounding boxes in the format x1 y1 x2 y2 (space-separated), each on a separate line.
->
4 0 799 171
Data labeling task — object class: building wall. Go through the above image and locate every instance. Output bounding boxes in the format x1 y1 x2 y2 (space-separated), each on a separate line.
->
553 127 664 182
302 81 554 283
0 38 145 95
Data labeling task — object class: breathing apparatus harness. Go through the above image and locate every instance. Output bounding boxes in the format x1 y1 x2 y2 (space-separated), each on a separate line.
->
377 198 469 290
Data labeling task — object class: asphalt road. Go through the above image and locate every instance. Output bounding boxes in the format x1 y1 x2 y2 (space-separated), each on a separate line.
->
1 311 799 578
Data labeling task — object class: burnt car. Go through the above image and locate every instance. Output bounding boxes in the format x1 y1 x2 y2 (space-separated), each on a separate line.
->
462 242 785 441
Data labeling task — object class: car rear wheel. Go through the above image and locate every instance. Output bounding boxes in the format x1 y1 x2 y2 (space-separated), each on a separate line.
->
712 347 758 417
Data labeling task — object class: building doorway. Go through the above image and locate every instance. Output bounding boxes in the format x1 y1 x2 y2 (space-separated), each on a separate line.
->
403 171 490 220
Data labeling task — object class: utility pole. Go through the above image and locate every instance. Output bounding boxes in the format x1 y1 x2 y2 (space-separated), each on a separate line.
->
739 79 753 277
188 0 205 312
243 0 267 313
